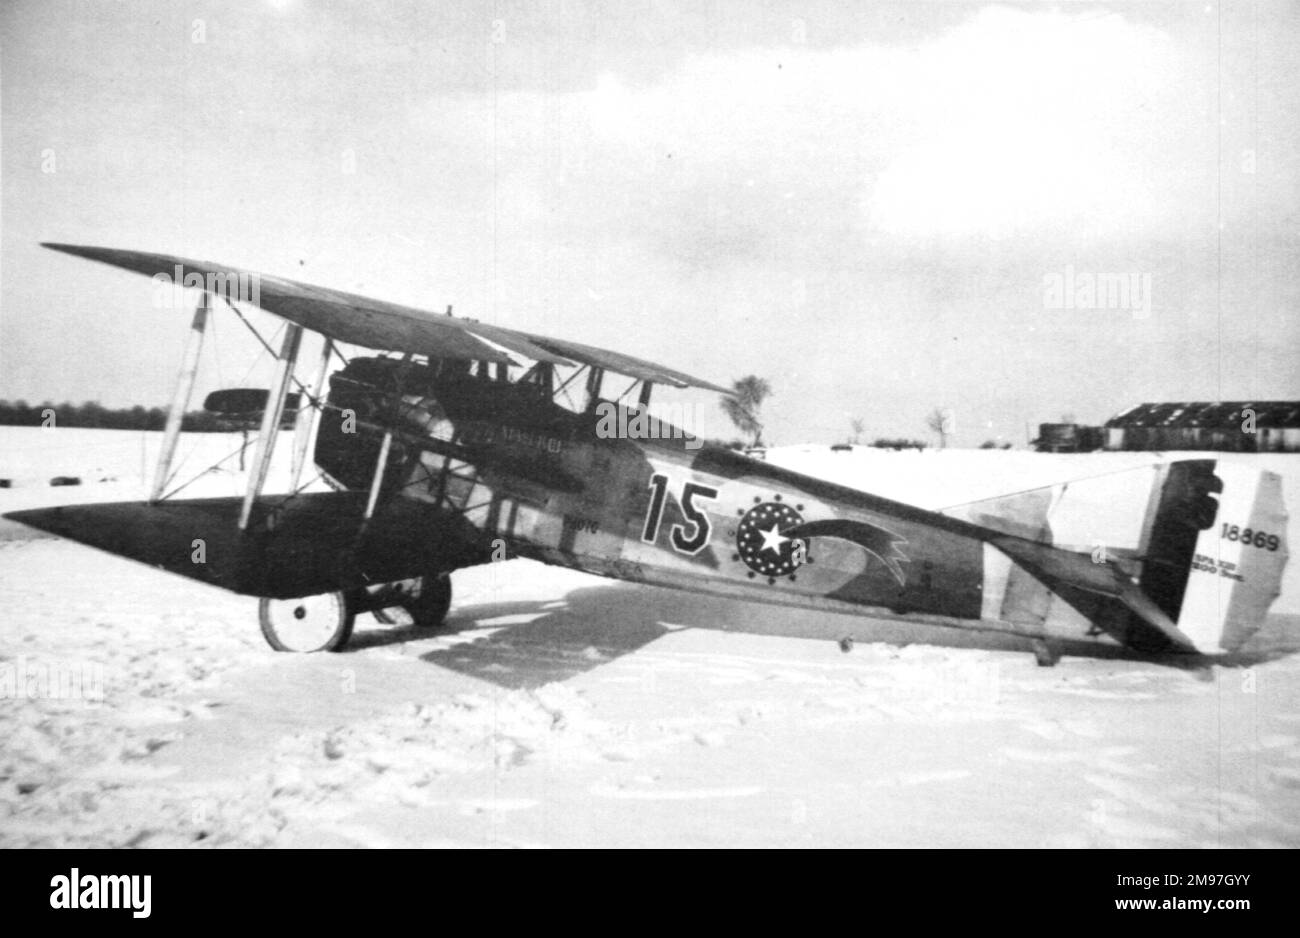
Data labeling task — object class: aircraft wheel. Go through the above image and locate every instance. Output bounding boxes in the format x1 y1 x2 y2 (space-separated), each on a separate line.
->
404 573 453 629
259 592 355 653
371 574 453 630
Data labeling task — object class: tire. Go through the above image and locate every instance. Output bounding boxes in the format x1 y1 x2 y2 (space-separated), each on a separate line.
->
404 572 453 629
258 592 355 652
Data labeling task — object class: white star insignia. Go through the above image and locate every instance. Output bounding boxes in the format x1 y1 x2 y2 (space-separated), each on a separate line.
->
758 523 789 556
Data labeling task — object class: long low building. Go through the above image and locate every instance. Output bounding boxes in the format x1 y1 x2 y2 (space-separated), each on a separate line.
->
1104 401 1300 453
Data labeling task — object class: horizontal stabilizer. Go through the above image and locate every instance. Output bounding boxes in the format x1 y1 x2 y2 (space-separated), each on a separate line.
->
991 534 1197 652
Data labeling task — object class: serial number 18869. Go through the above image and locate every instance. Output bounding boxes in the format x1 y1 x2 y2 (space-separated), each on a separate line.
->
1221 524 1280 552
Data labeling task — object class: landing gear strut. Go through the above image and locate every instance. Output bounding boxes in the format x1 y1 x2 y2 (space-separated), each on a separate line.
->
369 573 454 630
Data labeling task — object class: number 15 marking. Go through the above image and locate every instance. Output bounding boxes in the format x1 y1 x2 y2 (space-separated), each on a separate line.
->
642 473 719 555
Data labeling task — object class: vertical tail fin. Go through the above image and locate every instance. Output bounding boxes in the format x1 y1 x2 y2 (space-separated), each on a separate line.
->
1168 465 1288 653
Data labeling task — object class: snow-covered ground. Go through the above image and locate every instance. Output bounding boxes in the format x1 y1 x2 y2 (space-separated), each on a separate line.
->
2 428 1298 847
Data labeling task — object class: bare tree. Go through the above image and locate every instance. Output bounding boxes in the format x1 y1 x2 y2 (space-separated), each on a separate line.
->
721 375 772 447
849 418 865 445
926 407 954 449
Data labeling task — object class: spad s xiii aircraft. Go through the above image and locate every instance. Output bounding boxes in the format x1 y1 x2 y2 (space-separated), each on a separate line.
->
6 244 1289 664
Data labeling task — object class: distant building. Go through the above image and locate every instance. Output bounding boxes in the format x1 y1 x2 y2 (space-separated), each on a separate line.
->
1033 423 1104 453
1103 402 1300 453
1032 403 1300 454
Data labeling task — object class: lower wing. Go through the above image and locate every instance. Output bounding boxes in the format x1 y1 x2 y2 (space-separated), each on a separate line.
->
3 492 495 599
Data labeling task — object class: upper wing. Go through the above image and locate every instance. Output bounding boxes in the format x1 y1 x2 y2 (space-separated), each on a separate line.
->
41 243 732 393
514 333 733 392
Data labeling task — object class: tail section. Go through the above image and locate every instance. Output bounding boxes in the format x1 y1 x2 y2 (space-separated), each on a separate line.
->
943 459 1288 655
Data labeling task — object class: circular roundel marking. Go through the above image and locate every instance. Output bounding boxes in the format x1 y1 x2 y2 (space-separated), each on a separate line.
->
736 499 805 579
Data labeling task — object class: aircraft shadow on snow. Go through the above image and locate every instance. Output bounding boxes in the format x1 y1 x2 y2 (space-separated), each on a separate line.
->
344 581 1300 689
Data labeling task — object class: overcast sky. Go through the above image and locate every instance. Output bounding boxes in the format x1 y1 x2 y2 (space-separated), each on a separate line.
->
2 0 1297 446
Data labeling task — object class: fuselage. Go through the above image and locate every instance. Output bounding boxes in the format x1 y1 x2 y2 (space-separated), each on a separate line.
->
313 356 1130 651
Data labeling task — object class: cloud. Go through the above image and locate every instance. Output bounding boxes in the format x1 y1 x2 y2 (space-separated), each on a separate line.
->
864 7 1192 240
413 4 1207 269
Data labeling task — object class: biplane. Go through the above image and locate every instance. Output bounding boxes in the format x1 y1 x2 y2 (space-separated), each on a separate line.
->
5 243 1290 664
